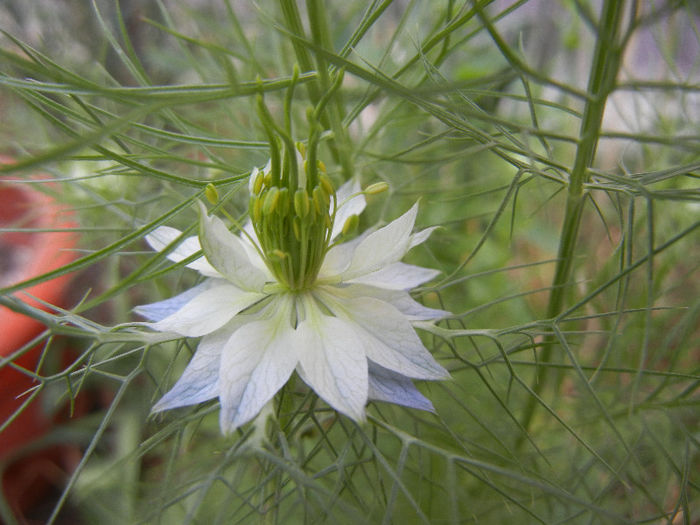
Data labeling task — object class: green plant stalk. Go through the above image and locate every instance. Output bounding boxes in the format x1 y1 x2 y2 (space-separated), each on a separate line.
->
279 0 354 180
519 0 628 434
306 0 355 181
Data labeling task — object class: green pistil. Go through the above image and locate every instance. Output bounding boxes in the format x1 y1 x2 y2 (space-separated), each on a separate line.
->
251 156 336 292
253 82 340 292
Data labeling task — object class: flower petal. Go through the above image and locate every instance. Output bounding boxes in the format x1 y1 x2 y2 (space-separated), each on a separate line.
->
327 283 449 321
296 309 368 422
368 361 435 412
152 321 241 412
198 202 268 291
146 226 219 277
134 281 215 322
409 226 438 249
340 203 418 280
318 232 368 278
348 262 440 290
318 291 448 380
330 178 366 241
218 302 298 433
239 219 273 278
151 283 264 337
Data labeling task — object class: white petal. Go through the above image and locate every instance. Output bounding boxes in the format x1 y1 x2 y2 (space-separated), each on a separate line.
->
146 226 197 258
330 178 366 241
341 203 419 280
152 322 240 412
318 231 369 278
151 283 264 337
218 305 298 433
368 361 435 412
146 226 219 277
348 262 440 290
198 202 268 291
296 310 368 422
240 220 273 278
409 226 438 249
326 283 449 321
134 281 216 322
248 166 259 194
318 291 448 380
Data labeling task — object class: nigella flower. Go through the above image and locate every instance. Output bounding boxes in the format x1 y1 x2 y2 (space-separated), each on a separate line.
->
137 143 449 434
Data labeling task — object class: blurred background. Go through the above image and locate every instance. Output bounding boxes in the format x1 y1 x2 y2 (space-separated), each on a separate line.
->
1 1 698 523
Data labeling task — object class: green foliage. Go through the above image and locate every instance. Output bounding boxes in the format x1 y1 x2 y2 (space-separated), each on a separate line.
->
0 1 698 523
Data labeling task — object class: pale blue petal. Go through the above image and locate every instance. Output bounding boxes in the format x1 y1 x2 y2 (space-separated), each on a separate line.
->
367 361 435 412
152 322 240 412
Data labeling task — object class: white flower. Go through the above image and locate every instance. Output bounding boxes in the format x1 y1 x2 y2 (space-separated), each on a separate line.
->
137 174 449 434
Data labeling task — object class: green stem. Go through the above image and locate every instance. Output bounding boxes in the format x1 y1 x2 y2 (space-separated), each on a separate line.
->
519 0 628 435
306 0 355 181
278 0 321 103
280 0 354 181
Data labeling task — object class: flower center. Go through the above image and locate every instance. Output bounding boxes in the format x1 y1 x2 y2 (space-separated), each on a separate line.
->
250 142 336 292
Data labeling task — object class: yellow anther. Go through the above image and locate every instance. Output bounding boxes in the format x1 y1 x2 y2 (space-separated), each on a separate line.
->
277 188 290 216
319 174 334 198
312 186 325 215
205 183 219 204
262 187 280 215
364 182 389 195
252 170 264 195
294 189 310 218
292 217 301 241
253 196 263 224
341 214 359 236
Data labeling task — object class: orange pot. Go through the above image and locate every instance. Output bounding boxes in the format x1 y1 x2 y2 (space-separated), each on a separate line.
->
0 156 78 519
